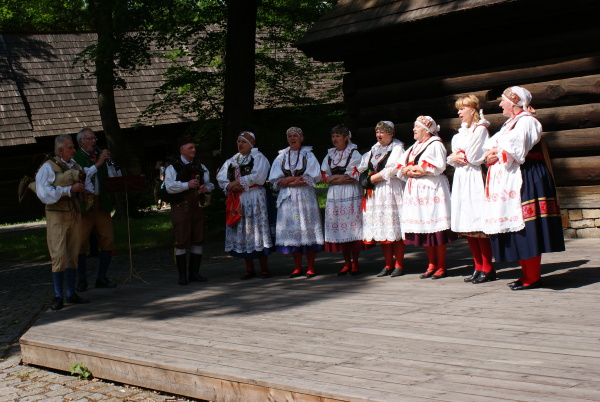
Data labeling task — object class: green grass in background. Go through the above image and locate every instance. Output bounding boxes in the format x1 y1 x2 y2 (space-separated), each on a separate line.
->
0 186 331 263
0 211 177 263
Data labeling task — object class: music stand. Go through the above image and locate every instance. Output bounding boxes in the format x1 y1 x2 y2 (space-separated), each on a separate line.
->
104 175 147 283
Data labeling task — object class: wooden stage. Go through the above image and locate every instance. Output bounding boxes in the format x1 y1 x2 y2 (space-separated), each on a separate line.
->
20 239 600 401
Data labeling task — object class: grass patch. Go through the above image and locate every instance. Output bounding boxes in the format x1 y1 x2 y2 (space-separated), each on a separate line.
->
0 210 227 263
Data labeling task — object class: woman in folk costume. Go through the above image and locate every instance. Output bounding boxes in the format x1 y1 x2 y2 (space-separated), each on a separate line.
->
482 86 564 290
398 116 456 279
269 127 324 278
217 132 274 280
447 95 496 284
321 125 364 276
359 121 406 277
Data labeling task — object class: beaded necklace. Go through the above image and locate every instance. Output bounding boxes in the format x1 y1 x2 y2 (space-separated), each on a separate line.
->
287 148 301 173
235 152 250 166
330 147 346 166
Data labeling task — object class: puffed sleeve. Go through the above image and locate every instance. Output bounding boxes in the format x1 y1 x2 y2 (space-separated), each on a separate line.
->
396 147 411 181
268 153 285 190
200 164 215 192
320 154 332 179
358 150 371 173
419 141 447 176
463 125 489 166
346 149 362 180
239 151 270 191
165 165 188 194
380 142 405 181
216 158 232 192
496 117 542 164
302 151 322 187
35 162 73 205
446 132 462 168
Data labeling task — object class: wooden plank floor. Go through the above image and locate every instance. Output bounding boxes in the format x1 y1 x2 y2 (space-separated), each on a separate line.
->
20 239 600 401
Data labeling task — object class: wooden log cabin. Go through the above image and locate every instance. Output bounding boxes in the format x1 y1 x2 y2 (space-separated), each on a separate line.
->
296 0 600 238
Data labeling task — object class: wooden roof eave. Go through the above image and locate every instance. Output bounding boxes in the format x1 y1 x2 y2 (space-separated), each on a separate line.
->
295 0 515 60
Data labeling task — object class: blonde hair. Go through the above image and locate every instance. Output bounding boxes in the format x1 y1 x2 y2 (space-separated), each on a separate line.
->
375 121 395 136
455 95 481 122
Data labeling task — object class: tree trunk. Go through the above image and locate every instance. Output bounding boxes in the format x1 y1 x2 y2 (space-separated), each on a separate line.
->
89 0 142 175
221 0 258 160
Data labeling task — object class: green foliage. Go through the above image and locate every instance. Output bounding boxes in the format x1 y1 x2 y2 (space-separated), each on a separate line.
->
0 0 90 32
141 0 342 124
69 363 92 379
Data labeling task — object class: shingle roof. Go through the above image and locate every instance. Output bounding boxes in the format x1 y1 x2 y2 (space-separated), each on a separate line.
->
0 33 195 147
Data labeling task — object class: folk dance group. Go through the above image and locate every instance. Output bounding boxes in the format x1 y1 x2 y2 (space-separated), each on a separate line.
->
216 86 564 291
34 85 564 313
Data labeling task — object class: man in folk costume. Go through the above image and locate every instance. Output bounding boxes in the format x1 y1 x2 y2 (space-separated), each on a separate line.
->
36 135 93 311
74 128 121 291
483 86 565 290
165 135 214 285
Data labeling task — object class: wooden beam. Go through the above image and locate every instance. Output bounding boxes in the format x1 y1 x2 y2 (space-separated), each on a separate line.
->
348 56 600 108
353 103 600 144
552 156 600 187
353 75 600 123
544 128 600 155
557 185 600 209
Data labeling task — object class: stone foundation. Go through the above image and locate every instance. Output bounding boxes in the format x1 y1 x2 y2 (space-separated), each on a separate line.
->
561 208 600 238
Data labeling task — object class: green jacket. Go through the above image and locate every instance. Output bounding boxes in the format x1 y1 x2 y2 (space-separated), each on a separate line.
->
73 149 113 212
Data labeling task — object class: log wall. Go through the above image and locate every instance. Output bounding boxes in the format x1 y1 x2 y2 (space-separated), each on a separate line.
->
342 47 600 236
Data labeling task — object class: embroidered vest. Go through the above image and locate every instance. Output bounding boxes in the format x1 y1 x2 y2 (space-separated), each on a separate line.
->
227 157 254 182
46 158 84 213
328 149 357 175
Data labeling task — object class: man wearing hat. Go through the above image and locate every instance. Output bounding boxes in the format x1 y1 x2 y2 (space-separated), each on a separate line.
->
165 135 214 285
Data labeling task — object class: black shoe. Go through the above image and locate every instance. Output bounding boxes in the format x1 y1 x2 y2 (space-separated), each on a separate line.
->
95 278 117 289
306 272 316 278
390 267 404 277
349 270 362 276
420 269 435 279
376 268 392 277
76 279 88 292
51 297 64 311
472 270 497 284
507 280 523 289
289 270 303 278
189 273 208 282
240 271 256 280
511 279 543 291
66 293 90 304
464 270 481 283
260 271 271 279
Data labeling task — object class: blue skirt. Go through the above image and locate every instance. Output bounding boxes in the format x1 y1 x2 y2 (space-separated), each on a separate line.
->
490 157 565 262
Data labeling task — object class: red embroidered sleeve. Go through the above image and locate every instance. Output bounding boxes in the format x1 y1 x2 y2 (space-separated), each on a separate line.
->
420 160 436 170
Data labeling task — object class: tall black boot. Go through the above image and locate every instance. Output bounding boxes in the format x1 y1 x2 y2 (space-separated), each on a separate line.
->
96 250 117 288
189 253 207 282
176 254 188 285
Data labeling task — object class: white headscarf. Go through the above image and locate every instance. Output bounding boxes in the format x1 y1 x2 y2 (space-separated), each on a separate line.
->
502 86 532 109
415 115 440 136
